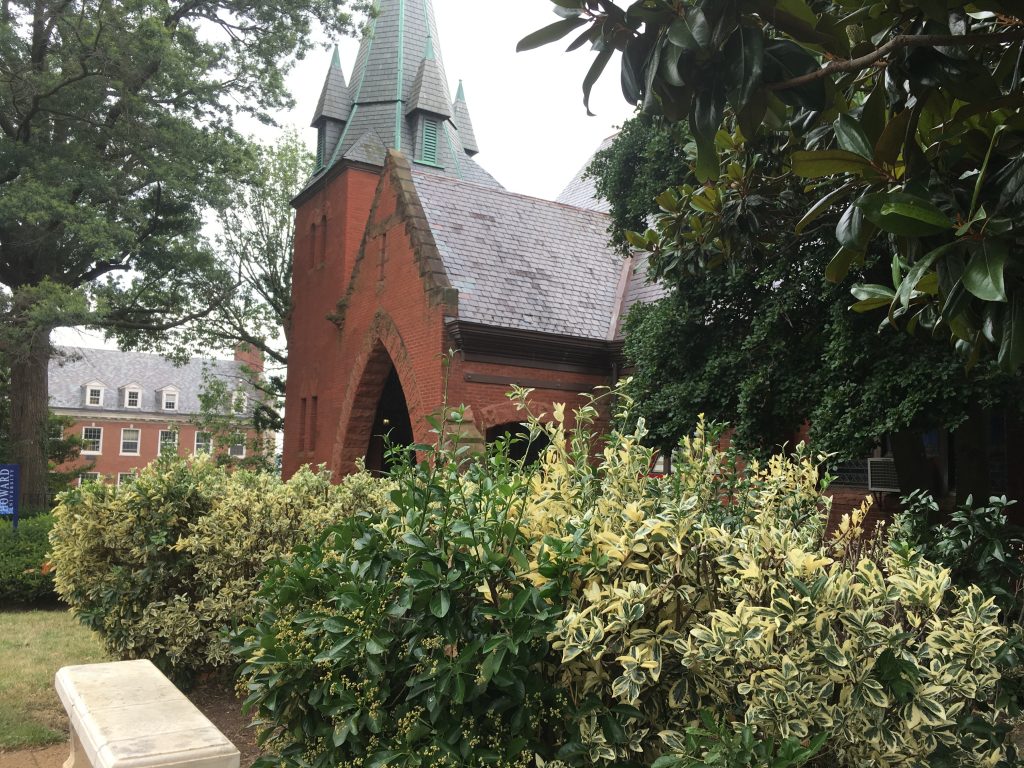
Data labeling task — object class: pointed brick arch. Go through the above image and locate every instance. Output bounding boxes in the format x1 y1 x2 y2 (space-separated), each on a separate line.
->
332 311 424 473
477 398 556 436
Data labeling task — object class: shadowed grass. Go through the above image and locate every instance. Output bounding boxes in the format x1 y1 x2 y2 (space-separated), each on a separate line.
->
0 609 109 749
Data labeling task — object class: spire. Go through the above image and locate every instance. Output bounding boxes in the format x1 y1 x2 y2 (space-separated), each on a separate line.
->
451 80 479 157
314 0 494 184
406 32 453 119
310 45 352 126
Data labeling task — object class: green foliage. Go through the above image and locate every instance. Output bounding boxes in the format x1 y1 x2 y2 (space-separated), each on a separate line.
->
235 391 1017 768
49 455 389 681
0 515 57 606
0 0 367 505
192 369 276 472
233 404 568 768
613 123 1022 461
892 494 1024 625
525 0 1024 368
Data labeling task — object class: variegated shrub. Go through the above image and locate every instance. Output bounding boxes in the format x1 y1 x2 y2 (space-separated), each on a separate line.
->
519 398 1013 768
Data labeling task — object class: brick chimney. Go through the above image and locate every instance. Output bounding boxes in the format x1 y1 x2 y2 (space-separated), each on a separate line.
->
234 343 264 373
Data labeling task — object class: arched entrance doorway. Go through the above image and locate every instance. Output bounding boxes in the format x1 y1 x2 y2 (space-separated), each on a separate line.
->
485 422 550 466
365 366 414 474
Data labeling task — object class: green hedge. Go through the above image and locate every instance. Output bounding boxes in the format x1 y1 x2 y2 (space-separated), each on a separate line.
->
0 515 57 606
49 456 392 682
232 399 1020 768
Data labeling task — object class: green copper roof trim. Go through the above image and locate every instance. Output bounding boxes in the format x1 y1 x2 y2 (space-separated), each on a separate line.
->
328 0 380 168
331 44 341 69
425 33 434 61
393 0 406 151
441 120 464 179
455 79 465 102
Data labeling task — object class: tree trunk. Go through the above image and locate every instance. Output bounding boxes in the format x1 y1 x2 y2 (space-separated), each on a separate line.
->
8 327 52 511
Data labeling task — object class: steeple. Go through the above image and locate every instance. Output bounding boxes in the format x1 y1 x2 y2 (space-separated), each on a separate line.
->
310 45 352 170
308 0 499 188
451 81 479 157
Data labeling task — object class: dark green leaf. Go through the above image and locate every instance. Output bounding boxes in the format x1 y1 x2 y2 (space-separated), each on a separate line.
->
999 292 1024 370
516 17 588 52
429 590 451 618
791 150 875 178
724 26 765 113
583 47 614 115
795 181 854 234
834 114 874 160
963 240 1009 302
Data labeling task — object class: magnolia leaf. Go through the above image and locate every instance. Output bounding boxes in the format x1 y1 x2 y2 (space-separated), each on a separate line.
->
724 25 764 113
850 283 895 312
826 247 857 283
583 47 614 115
874 108 913 166
667 8 710 50
894 241 962 309
963 240 1009 302
795 181 855 234
834 114 874 159
858 192 952 236
791 150 875 179
999 292 1024 370
516 17 588 52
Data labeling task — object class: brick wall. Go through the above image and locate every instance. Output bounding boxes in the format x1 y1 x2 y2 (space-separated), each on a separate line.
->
56 417 249 483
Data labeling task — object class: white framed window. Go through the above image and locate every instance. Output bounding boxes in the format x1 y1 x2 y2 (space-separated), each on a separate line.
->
162 390 178 410
120 428 140 455
125 388 141 408
194 432 212 455
78 472 100 486
229 442 246 458
87 386 103 406
117 472 136 486
158 429 178 455
82 427 102 455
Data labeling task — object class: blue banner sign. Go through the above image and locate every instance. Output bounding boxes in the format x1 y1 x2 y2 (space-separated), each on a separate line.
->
0 464 19 526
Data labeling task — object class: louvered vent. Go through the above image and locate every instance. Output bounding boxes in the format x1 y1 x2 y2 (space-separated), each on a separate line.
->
316 125 326 169
421 118 438 165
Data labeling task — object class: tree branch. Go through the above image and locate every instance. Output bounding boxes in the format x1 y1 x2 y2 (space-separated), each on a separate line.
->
768 28 1024 92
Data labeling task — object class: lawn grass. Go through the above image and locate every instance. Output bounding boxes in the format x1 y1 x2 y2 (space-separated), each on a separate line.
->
0 609 109 749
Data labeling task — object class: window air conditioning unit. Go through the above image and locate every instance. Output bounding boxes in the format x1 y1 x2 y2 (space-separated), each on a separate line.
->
867 458 900 493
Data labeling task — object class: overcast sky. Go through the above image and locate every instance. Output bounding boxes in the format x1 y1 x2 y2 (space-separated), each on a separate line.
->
56 1 635 351
268 0 637 199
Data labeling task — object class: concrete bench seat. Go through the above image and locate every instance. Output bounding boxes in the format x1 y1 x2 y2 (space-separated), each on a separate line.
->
55 659 240 768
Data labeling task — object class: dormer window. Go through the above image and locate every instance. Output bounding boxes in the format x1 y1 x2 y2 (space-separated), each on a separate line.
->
83 381 106 407
158 387 179 411
123 385 142 409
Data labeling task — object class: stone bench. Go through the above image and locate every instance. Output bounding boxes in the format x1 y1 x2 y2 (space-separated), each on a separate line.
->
55 659 240 768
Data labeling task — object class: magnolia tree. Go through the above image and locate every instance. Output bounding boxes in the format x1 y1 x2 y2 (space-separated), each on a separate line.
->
521 0 1024 368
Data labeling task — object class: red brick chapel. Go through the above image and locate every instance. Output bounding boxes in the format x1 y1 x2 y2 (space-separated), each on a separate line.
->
281 0 658 477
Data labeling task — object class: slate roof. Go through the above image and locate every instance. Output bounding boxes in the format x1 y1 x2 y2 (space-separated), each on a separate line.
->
406 38 452 118
303 0 499 191
555 134 617 212
311 46 352 126
48 346 251 415
451 81 479 156
615 251 668 337
411 170 626 340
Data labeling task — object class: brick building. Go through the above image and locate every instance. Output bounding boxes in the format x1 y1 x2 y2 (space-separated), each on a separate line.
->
283 0 662 477
49 346 261 485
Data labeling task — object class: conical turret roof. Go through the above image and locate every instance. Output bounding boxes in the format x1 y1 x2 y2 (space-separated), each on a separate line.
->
451 81 479 156
307 0 500 189
311 45 352 126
